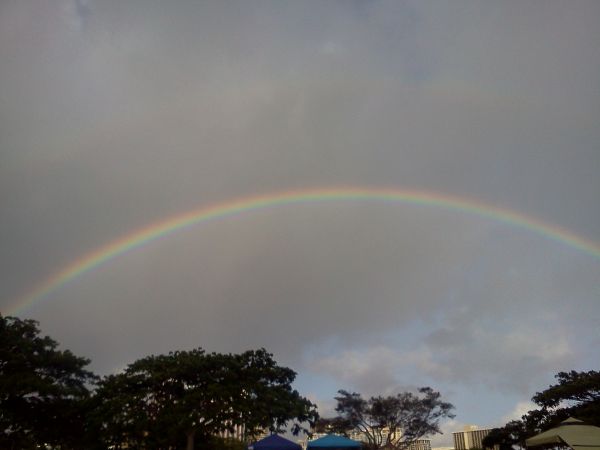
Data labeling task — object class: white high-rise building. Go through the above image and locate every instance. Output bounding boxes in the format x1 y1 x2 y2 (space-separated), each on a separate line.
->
452 425 493 450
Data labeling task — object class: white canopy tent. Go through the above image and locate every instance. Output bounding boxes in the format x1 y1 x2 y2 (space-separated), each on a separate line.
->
526 418 600 450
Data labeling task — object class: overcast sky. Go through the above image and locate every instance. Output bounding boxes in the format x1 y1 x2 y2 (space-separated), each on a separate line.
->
1 0 599 445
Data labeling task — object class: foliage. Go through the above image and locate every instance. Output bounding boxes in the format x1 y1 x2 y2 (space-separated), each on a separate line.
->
482 370 600 450
233 349 319 437
0 314 97 449
194 436 247 450
0 313 318 449
92 348 318 450
314 416 354 435
481 420 529 450
331 387 455 450
531 370 600 425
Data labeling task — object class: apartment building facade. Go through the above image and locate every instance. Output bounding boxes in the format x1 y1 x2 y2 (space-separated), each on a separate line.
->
452 425 493 450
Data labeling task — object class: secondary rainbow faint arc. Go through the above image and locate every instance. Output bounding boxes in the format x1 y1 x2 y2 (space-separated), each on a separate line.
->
10 186 600 315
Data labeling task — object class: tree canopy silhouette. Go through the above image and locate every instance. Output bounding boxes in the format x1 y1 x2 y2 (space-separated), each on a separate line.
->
329 388 455 450
0 314 96 449
92 348 318 450
482 370 600 450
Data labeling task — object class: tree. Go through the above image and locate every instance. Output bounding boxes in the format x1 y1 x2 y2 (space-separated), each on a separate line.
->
531 370 600 426
481 420 529 450
196 436 246 450
234 349 318 438
313 417 354 435
0 314 97 449
482 370 600 450
332 388 455 450
93 348 318 450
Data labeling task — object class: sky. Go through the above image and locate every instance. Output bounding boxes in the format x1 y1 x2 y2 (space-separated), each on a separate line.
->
1 0 599 446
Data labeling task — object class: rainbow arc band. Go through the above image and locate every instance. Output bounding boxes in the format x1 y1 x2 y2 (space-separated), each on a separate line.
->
9 187 600 315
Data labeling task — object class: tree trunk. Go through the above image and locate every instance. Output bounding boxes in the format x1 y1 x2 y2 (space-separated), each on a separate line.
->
186 429 196 450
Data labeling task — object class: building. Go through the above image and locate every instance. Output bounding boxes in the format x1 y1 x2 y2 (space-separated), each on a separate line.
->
452 425 493 450
408 438 433 450
217 423 247 441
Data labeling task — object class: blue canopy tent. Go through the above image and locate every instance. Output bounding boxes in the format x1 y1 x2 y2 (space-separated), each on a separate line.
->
307 434 362 450
249 434 302 450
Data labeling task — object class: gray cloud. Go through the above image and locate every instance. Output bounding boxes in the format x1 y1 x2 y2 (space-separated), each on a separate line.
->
1 0 599 435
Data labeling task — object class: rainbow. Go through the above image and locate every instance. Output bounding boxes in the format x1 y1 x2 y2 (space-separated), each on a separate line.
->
8 186 600 315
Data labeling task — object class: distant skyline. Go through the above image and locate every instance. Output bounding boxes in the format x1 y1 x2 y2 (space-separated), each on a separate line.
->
1 1 599 446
